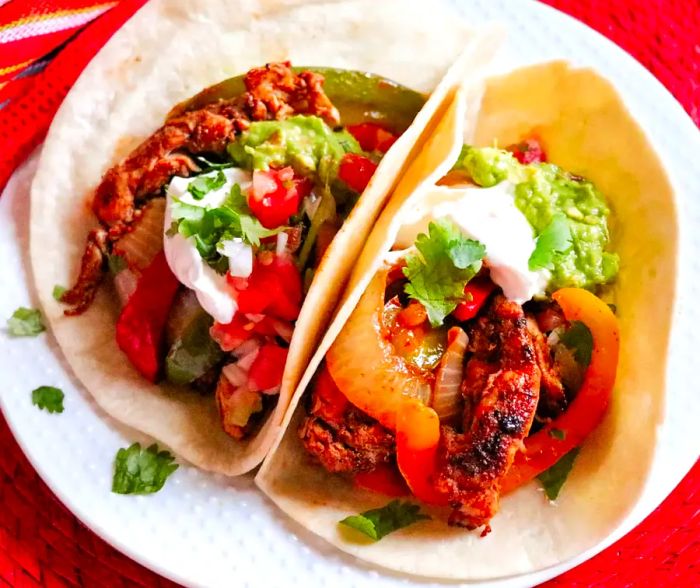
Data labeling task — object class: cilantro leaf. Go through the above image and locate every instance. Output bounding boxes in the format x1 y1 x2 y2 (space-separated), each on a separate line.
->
403 219 485 326
528 213 573 270
339 500 430 541
31 386 64 413
7 307 45 337
112 443 179 495
107 253 127 275
52 285 66 301
169 183 280 272
559 321 593 367
187 170 227 200
549 428 566 440
537 448 580 501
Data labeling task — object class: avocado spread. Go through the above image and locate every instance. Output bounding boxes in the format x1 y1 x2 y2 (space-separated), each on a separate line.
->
454 146 619 290
227 115 361 181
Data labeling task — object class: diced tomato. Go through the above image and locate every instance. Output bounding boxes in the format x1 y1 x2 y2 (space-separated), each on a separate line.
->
248 343 288 392
453 277 497 322
228 253 302 321
346 122 398 153
337 153 377 193
115 251 180 382
313 365 349 421
248 167 312 228
507 138 547 164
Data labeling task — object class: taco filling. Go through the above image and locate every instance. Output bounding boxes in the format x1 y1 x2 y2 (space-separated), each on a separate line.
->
58 62 420 440
299 138 621 532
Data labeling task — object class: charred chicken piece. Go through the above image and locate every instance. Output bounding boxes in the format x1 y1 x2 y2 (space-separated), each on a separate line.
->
62 62 338 316
435 295 541 530
526 316 567 419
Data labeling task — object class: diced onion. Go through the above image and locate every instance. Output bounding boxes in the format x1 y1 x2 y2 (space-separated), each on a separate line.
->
276 232 289 256
233 338 260 359
222 363 248 387
113 268 139 308
219 238 253 278
244 313 265 323
303 193 321 219
236 347 260 371
261 385 281 396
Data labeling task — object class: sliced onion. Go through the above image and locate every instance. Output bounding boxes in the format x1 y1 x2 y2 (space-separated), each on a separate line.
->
276 231 289 256
222 362 248 387
236 347 260 371
261 385 281 396
303 193 321 219
220 238 253 278
271 318 294 343
432 327 468 422
113 198 166 269
233 338 260 359
244 313 265 323
113 268 139 307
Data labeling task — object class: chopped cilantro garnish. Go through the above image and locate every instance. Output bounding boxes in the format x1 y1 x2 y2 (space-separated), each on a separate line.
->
169 183 280 273
31 386 64 413
560 320 593 367
339 500 430 541
107 253 127 275
7 307 45 337
528 213 573 270
403 219 485 326
187 170 227 200
538 448 580 501
112 443 179 495
549 428 566 440
52 285 66 301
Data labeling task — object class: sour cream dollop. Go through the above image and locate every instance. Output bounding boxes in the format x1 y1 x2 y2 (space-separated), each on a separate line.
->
395 182 549 303
163 168 253 324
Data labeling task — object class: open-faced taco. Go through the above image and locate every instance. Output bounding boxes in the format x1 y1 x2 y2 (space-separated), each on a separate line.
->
29 0 500 476
256 61 677 579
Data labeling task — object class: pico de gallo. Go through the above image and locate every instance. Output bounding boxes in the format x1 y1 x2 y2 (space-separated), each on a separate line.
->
300 138 621 534
58 62 424 440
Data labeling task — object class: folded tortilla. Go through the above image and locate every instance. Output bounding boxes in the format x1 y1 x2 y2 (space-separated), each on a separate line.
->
255 61 678 579
29 0 501 475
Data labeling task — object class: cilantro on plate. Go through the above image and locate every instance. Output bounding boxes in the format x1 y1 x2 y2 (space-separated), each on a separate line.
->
403 219 485 326
528 213 573 271
7 307 45 337
112 443 179 495
168 183 281 274
31 386 64 414
187 170 227 200
339 500 430 541
537 447 580 501
52 285 67 301
559 320 593 367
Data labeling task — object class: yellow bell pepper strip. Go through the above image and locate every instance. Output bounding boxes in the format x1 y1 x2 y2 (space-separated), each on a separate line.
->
501 287 620 494
396 400 448 506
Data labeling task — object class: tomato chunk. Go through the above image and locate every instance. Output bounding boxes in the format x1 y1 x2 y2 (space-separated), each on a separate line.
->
346 122 398 153
248 167 312 228
115 251 180 382
507 138 547 164
228 253 302 321
337 153 377 193
248 343 288 392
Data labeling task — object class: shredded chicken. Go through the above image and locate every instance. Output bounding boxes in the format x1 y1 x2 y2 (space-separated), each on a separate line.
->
61 62 338 315
435 295 541 531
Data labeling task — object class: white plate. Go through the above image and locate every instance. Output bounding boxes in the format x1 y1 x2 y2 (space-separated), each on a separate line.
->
1 1 699 587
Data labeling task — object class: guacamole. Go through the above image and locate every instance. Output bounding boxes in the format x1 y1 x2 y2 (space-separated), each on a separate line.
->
455 146 619 290
227 115 361 182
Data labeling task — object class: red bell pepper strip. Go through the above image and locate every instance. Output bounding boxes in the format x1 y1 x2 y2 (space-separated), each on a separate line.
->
337 153 377 193
346 122 398 153
500 287 620 493
248 342 288 392
248 167 311 229
396 399 448 505
115 250 180 382
354 464 409 497
452 276 496 322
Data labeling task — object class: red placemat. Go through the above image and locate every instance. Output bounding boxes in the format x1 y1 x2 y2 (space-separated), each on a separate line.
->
0 1 698 586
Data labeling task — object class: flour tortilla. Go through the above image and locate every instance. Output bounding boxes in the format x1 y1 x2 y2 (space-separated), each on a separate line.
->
256 62 678 580
29 0 502 476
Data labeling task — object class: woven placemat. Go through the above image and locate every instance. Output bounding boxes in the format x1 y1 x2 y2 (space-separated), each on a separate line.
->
0 0 698 586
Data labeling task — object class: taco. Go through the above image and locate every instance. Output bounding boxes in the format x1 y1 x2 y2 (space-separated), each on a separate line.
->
256 61 677 579
29 0 499 475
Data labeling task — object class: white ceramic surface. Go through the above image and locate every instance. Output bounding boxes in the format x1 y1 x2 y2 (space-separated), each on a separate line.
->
1 1 698 587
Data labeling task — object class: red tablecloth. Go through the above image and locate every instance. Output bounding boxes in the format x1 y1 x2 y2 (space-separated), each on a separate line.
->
0 1 698 586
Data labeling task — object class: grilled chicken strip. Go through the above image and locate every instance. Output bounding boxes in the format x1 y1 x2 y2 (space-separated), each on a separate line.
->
435 295 541 531
61 62 338 316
